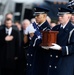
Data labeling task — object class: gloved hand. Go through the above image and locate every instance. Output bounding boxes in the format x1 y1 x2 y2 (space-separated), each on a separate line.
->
41 46 50 50
49 43 62 50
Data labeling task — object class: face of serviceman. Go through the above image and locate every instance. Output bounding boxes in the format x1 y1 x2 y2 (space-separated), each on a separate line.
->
58 13 70 25
35 13 47 24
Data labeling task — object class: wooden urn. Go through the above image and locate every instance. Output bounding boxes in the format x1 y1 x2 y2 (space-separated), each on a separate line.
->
41 31 59 46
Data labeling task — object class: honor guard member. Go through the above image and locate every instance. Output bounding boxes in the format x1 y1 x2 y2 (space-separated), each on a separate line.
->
43 7 74 75
32 6 51 75
24 22 42 75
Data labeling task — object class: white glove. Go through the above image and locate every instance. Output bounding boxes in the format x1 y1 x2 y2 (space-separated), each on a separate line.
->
41 46 50 50
49 43 61 50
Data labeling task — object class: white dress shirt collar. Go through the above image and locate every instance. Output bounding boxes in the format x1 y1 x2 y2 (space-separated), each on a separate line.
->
5 27 12 35
38 21 46 27
60 23 67 29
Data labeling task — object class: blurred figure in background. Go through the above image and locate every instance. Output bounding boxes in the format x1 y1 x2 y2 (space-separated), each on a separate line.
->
22 19 31 30
22 19 31 49
14 21 21 31
50 22 56 29
31 18 36 23
47 16 51 25
5 13 13 22
0 18 20 75
1 13 13 28
18 19 31 75
1 13 18 31
23 19 38 75
14 20 26 75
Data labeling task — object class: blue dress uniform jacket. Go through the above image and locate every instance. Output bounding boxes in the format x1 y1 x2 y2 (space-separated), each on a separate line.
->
33 20 51 75
48 21 74 75
25 22 42 75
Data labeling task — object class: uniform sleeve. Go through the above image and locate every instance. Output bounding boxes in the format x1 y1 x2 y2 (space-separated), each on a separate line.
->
62 31 74 56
